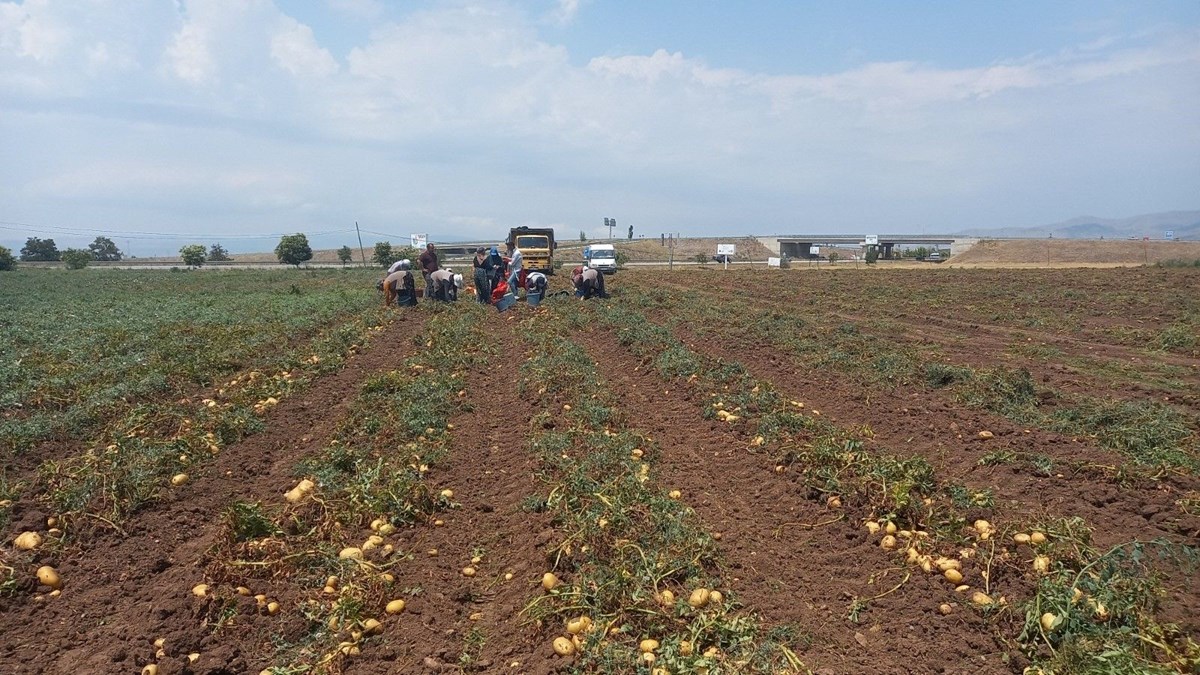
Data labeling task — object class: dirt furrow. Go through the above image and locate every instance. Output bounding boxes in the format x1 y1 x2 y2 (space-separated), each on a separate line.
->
0 311 429 675
352 315 558 674
661 323 1200 641
572 329 1012 675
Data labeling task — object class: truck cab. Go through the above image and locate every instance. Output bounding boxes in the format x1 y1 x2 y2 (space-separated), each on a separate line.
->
508 227 557 274
583 244 618 274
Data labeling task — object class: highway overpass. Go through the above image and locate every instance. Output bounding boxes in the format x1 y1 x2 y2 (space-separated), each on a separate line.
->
757 235 976 259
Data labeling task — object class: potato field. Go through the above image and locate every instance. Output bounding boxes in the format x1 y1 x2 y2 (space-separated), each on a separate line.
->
1 266 1198 675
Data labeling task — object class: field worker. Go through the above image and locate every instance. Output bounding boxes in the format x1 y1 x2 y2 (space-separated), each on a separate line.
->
472 247 493 304
429 267 458 302
577 266 608 300
570 265 585 297
418 242 439 301
383 260 417 307
525 271 548 295
489 245 505 288
506 240 524 297
386 258 406 274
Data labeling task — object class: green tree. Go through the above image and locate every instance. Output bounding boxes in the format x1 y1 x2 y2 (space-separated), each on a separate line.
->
628 224 633 240
20 237 60 261
615 250 630 269
865 246 879 265
579 230 588 242
693 253 710 264
828 251 841 265
208 243 231 262
62 248 92 269
179 244 207 268
337 245 353 267
275 233 313 267
393 245 420 266
0 245 16 270
372 241 395 267
87 236 122 261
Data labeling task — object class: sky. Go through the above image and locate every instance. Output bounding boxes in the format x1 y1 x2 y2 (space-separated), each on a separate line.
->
1 0 1198 255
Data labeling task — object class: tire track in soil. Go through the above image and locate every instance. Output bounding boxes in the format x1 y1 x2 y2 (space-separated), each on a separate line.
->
573 329 1011 675
663 324 1200 639
349 314 559 675
0 311 429 675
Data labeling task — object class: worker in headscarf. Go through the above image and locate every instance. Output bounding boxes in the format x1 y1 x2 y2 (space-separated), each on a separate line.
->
383 260 417 307
472 247 493 304
573 266 608 300
429 267 461 302
525 271 548 295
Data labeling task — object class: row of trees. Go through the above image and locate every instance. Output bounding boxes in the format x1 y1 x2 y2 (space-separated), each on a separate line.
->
180 234 314 268
2 233 419 272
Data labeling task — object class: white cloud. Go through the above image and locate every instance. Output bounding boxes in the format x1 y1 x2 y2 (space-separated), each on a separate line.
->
271 17 338 78
163 20 213 83
0 0 69 62
0 1 1196 245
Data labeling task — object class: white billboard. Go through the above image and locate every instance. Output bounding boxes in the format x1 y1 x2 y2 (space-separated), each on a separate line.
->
864 235 879 246
809 246 820 255
410 233 428 248
716 244 736 256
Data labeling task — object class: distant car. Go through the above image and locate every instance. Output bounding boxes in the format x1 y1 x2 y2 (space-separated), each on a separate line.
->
712 254 733 264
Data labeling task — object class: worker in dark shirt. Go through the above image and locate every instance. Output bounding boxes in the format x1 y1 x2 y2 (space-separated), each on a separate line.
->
418 243 439 302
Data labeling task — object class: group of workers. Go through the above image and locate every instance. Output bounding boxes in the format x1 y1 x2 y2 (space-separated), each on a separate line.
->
380 242 609 308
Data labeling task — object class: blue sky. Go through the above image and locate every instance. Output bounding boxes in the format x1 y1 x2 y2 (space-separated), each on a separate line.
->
1 0 1197 255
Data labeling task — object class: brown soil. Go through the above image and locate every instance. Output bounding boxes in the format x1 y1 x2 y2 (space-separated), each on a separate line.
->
347 313 559 674
572 331 1016 673
950 239 1200 266
3 267 1197 674
0 311 429 674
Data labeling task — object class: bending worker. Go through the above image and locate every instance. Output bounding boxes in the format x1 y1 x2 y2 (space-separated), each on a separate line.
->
383 260 417 307
429 267 461 302
574 266 608 300
525 271 548 296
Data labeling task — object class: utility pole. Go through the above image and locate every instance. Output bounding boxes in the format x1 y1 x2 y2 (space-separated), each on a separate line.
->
355 221 367 267
604 217 616 241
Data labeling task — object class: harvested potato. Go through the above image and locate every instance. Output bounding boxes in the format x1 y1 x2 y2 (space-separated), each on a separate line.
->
386 599 407 614
13 531 42 551
688 588 711 608
552 637 575 656
37 566 62 590
542 572 560 591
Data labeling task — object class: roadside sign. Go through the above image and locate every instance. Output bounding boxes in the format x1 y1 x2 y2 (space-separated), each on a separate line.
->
716 244 736 256
809 246 820 255
864 235 878 246
767 257 781 267
411 233 427 248
1165 230 1174 240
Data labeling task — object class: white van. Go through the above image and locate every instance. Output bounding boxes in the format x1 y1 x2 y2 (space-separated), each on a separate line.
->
583 244 618 274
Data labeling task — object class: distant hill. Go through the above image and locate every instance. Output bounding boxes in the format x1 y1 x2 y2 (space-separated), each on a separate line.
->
949 239 1200 266
956 210 1200 240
